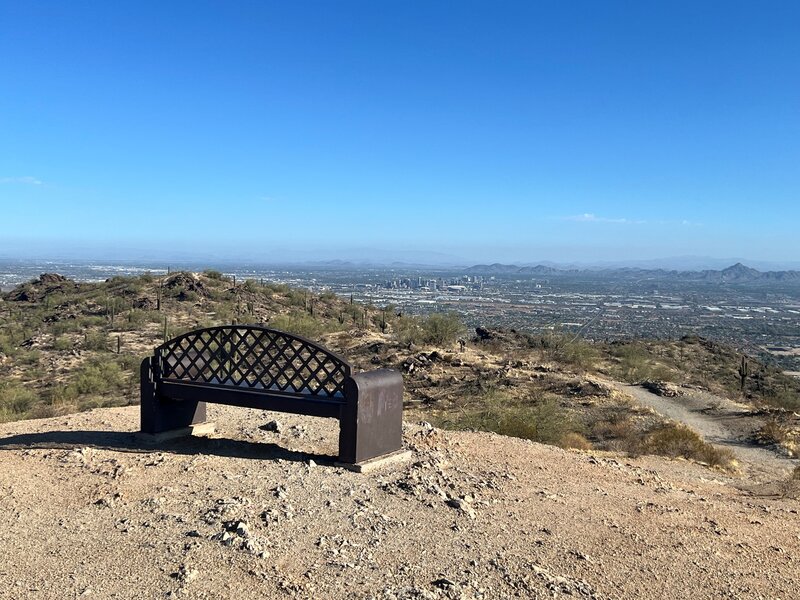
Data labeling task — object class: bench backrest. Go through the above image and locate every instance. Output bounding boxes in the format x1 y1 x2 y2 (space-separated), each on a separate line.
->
154 325 352 398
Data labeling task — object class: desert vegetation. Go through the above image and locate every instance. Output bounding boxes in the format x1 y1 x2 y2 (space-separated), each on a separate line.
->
1 271 797 471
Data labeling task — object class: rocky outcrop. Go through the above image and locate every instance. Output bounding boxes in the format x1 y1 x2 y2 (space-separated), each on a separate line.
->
164 272 209 299
4 273 77 302
641 380 682 397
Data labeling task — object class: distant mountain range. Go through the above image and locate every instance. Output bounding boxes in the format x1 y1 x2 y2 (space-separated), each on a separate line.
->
465 262 800 282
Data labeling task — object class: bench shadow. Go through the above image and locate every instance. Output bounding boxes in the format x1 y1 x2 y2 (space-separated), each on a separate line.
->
0 430 336 465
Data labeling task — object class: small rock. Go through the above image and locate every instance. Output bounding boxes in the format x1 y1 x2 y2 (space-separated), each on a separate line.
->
173 565 199 584
432 577 456 589
288 425 307 438
259 420 282 433
235 521 250 538
446 498 476 519
211 531 234 546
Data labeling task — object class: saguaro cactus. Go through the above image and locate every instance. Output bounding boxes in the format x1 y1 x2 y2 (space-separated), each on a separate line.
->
738 356 749 392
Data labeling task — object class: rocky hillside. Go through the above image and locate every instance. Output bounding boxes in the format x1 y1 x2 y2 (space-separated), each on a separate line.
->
2 271 800 468
1 271 799 598
0 405 798 599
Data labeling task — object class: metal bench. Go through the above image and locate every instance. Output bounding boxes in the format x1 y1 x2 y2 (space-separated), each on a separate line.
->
140 325 404 467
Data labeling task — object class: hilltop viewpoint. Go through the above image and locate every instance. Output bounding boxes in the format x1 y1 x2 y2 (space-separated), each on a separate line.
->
0 271 799 599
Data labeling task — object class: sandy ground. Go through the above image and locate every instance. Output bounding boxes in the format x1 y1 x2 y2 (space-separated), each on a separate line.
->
0 405 799 600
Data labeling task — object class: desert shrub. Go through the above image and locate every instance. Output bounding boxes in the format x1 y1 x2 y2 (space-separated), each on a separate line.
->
163 285 185 299
591 415 637 446
212 302 237 323
560 432 593 450
319 291 338 301
286 289 308 307
761 387 800 411
118 281 144 296
0 333 19 356
53 357 127 404
203 269 225 280
435 390 581 447
393 312 464 347
52 335 74 351
607 343 675 383
147 311 167 324
0 382 39 421
51 319 82 336
83 331 109 351
393 315 424 345
16 349 41 366
265 282 290 294
529 331 598 371
242 279 259 293
115 352 143 372
26 403 59 420
117 309 149 331
270 313 332 339
637 424 735 470
754 419 790 446
344 303 365 324
421 312 464 346
79 316 107 329
178 290 200 302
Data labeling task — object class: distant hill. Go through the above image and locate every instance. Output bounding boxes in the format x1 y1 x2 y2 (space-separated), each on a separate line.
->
466 261 800 282
466 264 567 275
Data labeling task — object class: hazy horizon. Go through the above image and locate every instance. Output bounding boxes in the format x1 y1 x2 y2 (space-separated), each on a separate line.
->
2 245 800 272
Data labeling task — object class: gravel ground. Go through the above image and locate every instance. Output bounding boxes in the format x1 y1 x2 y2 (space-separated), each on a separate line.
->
0 405 798 599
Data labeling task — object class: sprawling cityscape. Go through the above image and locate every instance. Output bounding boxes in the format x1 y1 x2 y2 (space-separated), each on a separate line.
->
2 259 800 373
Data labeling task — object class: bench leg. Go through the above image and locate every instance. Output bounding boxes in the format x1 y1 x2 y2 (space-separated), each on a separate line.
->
339 369 404 465
140 357 207 434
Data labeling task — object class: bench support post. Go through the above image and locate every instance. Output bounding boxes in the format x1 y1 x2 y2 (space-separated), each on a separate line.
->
339 369 404 465
140 357 207 434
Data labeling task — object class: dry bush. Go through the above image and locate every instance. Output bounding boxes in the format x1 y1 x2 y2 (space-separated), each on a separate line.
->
592 417 637 443
560 432 593 451
637 424 736 470
434 390 584 448
754 419 790 446
394 312 465 347
83 331 110 351
0 383 39 422
269 313 338 340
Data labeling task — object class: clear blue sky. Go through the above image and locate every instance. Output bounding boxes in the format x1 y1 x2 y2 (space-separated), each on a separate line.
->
1 1 799 265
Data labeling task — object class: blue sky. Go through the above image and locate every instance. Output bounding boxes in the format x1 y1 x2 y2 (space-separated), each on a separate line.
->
1 1 799 265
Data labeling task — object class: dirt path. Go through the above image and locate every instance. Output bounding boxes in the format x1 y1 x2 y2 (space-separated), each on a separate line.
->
618 383 798 482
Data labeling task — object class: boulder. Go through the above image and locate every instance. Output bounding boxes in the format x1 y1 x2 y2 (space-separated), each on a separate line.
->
642 380 682 397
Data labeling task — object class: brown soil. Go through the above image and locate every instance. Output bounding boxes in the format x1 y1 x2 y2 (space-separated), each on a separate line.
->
1 405 798 599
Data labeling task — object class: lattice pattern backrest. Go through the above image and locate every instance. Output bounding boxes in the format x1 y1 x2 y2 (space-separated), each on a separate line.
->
155 326 352 397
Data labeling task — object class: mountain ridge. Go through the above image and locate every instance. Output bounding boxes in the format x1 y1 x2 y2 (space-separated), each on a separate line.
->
465 261 800 281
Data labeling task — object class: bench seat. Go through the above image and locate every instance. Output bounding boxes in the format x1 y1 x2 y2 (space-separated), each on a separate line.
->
140 325 404 465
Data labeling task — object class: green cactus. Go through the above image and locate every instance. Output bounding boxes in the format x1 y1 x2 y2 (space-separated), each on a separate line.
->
738 356 749 392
